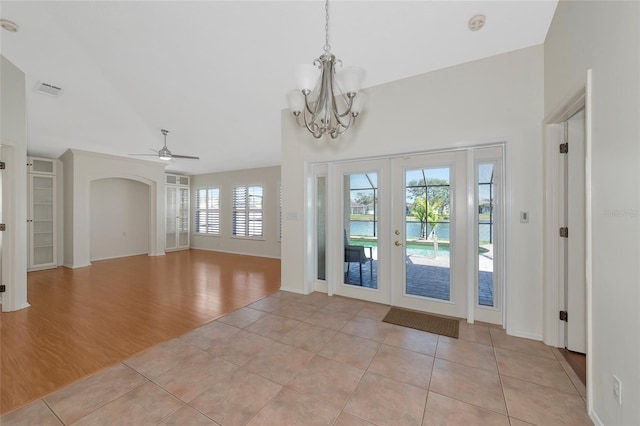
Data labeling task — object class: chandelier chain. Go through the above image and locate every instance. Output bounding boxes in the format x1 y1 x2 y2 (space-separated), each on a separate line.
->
323 0 330 53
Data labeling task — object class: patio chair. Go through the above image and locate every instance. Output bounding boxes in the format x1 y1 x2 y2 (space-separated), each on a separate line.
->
344 230 373 286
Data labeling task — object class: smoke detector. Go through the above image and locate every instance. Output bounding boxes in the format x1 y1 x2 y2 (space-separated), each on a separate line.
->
34 81 63 97
0 19 19 33
468 14 486 32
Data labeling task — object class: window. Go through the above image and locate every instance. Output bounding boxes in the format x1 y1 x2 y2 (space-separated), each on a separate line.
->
233 185 263 237
194 188 220 235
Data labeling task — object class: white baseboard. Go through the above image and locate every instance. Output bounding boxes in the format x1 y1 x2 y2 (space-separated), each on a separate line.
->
63 262 91 269
90 251 148 262
278 286 307 295
1 302 31 312
190 246 281 260
313 281 328 294
507 329 544 341
589 409 603 426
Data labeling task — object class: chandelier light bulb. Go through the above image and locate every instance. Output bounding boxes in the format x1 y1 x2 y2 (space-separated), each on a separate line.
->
287 90 305 114
296 64 320 93
337 66 365 94
350 92 368 115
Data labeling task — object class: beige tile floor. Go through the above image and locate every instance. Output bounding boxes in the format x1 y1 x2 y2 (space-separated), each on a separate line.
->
1 291 591 426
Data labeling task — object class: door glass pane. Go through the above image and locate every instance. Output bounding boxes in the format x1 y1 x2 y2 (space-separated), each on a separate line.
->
178 187 189 248
317 176 326 280
344 173 377 288
166 186 177 247
32 159 54 174
404 167 451 300
478 163 494 306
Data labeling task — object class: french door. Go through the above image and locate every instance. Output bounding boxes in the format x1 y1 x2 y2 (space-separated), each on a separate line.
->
332 159 391 305
324 146 504 323
391 151 468 318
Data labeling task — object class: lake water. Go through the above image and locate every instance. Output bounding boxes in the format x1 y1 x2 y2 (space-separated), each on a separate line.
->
350 221 493 243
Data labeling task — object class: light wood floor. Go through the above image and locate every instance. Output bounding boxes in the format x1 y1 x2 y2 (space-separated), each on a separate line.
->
0 249 281 414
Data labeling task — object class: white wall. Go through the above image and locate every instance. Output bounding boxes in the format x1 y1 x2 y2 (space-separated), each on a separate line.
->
545 2 640 424
60 149 167 268
0 55 29 311
90 178 150 261
282 45 545 339
190 166 281 259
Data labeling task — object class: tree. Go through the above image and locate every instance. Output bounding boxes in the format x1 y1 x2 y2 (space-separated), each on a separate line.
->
353 191 374 207
411 197 443 239
406 178 450 214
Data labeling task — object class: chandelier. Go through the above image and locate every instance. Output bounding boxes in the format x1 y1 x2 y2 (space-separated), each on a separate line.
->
287 0 367 139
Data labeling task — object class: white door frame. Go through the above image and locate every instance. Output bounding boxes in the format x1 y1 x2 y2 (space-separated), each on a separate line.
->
0 141 30 312
566 109 586 353
542 70 593 409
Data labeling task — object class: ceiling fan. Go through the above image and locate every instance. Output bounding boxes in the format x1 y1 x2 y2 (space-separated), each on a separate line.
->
130 129 200 161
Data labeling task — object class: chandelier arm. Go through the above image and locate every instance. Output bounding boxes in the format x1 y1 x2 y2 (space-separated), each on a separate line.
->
333 111 352 129
303 109 323 138
336 114 358 136
303 92 316 115
332 96 355 128
336 96 355 119
328 63 354 127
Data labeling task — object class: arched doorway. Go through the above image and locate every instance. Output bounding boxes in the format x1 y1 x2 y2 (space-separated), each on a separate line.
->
89 178 151 261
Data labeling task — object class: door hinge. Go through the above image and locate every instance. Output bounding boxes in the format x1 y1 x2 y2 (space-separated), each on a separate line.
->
0 224 5 231
559 310 568 322
559 227 568 238
0 285 5 293
0 161 5 170
559 143 568 154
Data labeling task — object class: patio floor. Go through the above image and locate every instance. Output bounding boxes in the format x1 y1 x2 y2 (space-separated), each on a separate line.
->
345 248 494 306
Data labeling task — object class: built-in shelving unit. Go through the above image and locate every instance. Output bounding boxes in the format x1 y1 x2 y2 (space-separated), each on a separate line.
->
27 157 57 271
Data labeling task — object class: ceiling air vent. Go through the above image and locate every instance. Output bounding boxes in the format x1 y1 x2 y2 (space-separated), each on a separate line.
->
34 81 63 97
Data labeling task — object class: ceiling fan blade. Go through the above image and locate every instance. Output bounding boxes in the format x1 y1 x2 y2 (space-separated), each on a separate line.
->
129 153 159 157
171 154 200 160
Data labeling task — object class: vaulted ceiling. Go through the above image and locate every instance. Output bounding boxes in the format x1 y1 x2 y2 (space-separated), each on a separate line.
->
1 1 557 174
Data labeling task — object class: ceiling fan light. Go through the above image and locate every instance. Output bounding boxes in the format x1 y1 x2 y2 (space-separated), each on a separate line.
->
158 147 172 161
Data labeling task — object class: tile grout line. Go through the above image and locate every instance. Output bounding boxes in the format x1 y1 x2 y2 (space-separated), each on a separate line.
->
551 347 586 397
494 345 512 421
434 334 511 418
65 379 152 425
37 362 150 426
420 348 438 426
494 344 583 397
41 398 65 426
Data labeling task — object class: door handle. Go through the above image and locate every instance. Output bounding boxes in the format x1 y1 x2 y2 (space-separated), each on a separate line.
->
395 241 403 246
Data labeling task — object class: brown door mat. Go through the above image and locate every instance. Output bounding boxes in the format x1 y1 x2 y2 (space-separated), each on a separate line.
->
382 307 459 338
